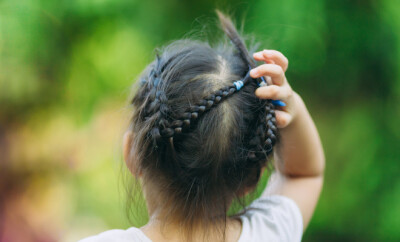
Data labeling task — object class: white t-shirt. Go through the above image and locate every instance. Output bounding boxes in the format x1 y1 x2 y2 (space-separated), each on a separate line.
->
79 195 303 242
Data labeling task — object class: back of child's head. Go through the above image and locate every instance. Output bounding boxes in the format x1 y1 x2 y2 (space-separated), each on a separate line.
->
127 10 278 237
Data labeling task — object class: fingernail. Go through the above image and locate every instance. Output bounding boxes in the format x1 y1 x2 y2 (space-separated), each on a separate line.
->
253 52 262 58
250 69 257 76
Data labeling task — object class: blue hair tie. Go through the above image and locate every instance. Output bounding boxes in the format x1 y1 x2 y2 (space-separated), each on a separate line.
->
271 100 286 107
233 80 244 90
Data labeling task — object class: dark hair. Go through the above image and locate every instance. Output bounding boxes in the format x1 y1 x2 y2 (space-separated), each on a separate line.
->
127 10 278 240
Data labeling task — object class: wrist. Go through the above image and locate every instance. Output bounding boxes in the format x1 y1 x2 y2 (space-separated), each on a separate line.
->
291 91 305 120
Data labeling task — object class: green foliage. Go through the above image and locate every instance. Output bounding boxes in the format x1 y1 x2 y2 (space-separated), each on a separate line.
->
1 0 399 241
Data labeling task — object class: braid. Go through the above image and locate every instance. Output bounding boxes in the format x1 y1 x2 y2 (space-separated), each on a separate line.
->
151 73 253 144
247 102 278 162
217 11 279 164
140 55 173 147
141 49 193 125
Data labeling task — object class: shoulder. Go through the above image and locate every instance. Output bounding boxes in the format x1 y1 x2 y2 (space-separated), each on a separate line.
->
79 227 151 242
238 195 303 242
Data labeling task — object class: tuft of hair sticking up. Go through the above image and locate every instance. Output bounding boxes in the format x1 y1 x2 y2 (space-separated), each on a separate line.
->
216 10 256 68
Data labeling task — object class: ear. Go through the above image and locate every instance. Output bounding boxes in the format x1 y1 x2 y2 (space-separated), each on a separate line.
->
123 131 139 176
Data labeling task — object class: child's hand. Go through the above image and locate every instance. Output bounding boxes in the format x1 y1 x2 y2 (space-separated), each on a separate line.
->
250 50 298 129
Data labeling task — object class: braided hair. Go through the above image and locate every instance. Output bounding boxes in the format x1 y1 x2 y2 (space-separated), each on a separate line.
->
128 11 278 240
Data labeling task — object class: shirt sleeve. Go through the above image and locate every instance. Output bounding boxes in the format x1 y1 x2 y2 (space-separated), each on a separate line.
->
238 195 303 242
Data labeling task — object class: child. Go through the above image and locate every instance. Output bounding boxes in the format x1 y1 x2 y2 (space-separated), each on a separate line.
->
81 11 325 242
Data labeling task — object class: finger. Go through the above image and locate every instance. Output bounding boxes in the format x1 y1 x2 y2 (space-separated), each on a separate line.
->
250 64 285 85
255 57 275 65
253 50 289 71
255 85 292 101
254 50 289 71
274 110 292 128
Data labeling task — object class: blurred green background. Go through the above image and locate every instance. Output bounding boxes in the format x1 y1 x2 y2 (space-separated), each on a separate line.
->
1 0 399 241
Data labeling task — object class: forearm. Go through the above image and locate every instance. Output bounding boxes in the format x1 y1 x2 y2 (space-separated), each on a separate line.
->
274 93 325 177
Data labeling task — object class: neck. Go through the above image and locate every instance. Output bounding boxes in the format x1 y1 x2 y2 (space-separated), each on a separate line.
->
141 216 241 242
140 183 242 242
